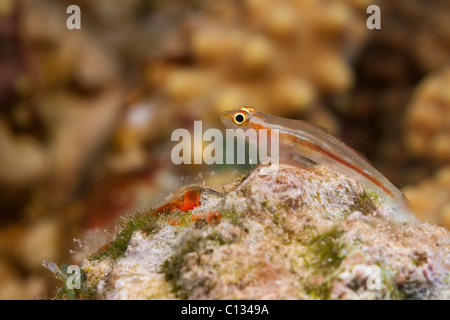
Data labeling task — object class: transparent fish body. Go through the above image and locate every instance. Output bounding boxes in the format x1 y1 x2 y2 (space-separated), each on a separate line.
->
221 107 417 223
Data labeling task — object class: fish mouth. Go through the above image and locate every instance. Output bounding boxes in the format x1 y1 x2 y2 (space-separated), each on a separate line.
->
220 110 236 128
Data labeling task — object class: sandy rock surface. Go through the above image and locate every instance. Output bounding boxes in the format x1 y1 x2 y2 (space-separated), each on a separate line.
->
74 164 450 300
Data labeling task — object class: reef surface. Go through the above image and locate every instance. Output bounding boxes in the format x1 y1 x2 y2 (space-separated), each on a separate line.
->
67 164 449 300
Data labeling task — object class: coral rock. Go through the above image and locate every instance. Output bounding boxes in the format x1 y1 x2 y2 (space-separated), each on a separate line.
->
76 164 450 300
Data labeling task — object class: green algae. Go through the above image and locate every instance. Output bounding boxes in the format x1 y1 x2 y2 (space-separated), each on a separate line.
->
304 281 332 300
91 212 160 261
351 190 381 214
306 227 345 272
162 230 234 299
221 208 245 228
302 227 346 299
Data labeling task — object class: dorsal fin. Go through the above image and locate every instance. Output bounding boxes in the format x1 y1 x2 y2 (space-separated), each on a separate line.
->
337 137 372 164
316 125 329 134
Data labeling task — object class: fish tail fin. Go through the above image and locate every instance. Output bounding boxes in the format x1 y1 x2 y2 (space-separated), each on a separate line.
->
391 194 419 223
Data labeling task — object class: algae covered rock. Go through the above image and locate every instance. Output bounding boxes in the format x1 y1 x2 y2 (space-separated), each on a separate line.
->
77 164 450 300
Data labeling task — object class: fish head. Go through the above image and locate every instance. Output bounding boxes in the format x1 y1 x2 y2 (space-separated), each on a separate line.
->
220 106 259 129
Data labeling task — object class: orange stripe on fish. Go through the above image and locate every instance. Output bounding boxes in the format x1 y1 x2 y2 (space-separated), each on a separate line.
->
281 132 394 198
248 120 393 197
220 107 418 223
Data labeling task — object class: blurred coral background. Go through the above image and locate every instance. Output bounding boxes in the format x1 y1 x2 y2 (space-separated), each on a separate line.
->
0 0 449 299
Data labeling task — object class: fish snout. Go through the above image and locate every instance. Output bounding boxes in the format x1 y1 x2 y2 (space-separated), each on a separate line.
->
220 111 236 129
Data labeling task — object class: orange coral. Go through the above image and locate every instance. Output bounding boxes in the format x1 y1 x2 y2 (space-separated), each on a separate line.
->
190 213 202 222
153 189 201 215
180 190 201 212
206 211 221 225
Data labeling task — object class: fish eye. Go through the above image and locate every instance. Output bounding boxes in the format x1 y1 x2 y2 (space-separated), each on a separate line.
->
233 112 247 125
